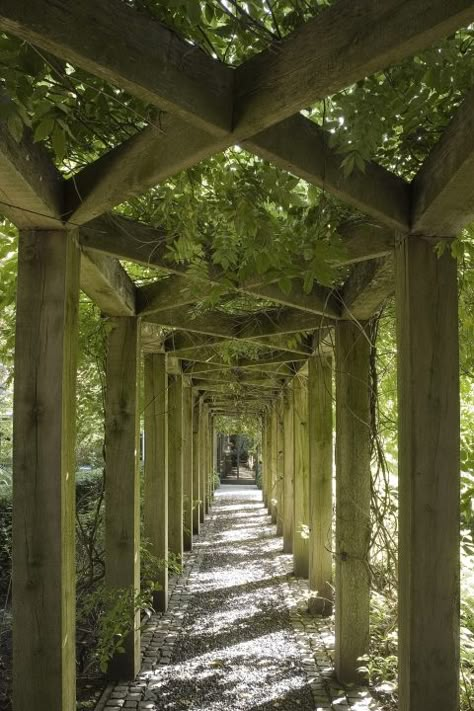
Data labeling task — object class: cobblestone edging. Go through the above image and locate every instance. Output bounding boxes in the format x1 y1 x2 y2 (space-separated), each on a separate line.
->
283 578 381 710
98 488 381 711
100 507 218 710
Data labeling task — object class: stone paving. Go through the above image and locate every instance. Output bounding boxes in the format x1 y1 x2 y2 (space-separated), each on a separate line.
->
98 485 382 711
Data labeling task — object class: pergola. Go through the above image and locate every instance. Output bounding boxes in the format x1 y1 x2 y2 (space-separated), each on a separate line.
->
2 2 473 710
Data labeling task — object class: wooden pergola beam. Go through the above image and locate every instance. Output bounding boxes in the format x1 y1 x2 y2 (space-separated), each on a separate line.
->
0 0 232 137
411 87 474 236
66 122 230 225
0 120 63 229
10 0 466 229
80 249 136 316
340 256 394 320
85 214 395 320
183 362 292 377
245 117 410 233
137 270 340 319
145 304 330 342
234 0 474 135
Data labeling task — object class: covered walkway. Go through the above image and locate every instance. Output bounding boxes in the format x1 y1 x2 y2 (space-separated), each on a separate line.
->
98 486 379 711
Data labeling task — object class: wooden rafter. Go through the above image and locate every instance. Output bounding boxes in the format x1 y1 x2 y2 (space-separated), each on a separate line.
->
0 0 233 136
244 116 410 232
233 0 474 135
411 87 474 236
82 213 392 319
144 304 330 341
0 121 63 229
5 0 470 229
339 256 394 320
80 249 136 316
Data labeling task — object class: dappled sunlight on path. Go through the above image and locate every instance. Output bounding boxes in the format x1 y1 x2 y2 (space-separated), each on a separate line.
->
98 486 382 711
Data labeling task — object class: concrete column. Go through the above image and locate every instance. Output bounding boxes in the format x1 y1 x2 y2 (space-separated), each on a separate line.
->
293 375 309 578
13 230 80 711
308 355 334 616
168 374 184 559
144 353 168 611
335 320 370 684
396 236 460 710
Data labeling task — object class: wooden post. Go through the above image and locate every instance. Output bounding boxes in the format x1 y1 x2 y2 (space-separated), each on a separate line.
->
308 355 334 616
168 374 184 560
396 236 460 711
270 404 278 524
13 230 80 711
262 416 270 508
182 383 193 551
276 395 284 536
192 398 201 535
208 414 214 501
200 404 209 515
143 353 168 611
335 320 371 684
105 317 140 679
293 374 310 578
283 386 295 554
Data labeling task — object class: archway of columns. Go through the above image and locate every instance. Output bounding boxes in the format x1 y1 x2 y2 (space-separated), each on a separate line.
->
0 1 473 710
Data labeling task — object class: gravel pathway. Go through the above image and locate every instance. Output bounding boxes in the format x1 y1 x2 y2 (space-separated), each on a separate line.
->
99 485 381 711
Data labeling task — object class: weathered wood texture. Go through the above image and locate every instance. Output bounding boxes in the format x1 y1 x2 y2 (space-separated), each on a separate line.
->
412 87 474 236
335 320 371 684
293 375 310 578
13 230 80 711
262 418 270 509
105 317 140 679
168 374 184 559
396 236 460 711
308 355 334 616
192 399 201 535
143 353 168 612
67 122 230 225
270 404 278 524
0 0 232 135
234 0 474 134
200 405 209 517
276 396 285 536
245 116 409 232
341 256 394 320
283 387 295 554
80 249 136 316
0 121 63 229
183 384 194 552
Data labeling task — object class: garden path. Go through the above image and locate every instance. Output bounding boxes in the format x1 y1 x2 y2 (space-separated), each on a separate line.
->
97 486 381 711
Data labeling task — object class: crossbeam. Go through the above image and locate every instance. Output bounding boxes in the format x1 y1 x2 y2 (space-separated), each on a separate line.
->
411 87 474 236
5 0 470 230
0 120 62 229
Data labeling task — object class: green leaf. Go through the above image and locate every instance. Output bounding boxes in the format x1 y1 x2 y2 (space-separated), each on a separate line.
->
7 112 23 143
51 123 66 161
278 276 292 296
33 116 54 142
